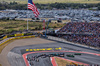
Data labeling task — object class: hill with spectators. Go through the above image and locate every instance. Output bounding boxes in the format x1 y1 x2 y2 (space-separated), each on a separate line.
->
57 22 100 48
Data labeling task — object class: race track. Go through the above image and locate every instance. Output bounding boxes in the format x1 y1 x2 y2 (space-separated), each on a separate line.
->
0 37 100 66
23 51 100 66
8 40 100 66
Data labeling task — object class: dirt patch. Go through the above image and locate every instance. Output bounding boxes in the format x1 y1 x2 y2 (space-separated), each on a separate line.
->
55 57 70 66
55 57 83 66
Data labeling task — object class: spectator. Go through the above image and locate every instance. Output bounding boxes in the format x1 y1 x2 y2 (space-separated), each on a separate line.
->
58 22 100 48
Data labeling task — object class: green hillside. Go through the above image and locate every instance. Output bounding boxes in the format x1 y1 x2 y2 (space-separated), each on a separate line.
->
0 0 100 4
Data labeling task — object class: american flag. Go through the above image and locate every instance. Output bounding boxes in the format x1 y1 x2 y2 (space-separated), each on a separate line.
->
28 0 39 17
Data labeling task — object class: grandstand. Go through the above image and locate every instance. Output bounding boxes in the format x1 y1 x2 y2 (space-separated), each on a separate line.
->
57 22 100 48
58 22 100 34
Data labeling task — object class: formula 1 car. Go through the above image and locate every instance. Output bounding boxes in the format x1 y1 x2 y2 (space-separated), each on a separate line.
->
27 57 31 61
52 53 59 56
58 53 64 57
66 54 74 57
49 54 54 57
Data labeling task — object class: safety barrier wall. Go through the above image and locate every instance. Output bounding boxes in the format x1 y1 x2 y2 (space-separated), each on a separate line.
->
0 32 43 42
0 38 3 41
24 33 33 36
14 33 24 37
0 35 35 46
14 35 35 39
7 34 14 38
0 32 36 41
3 36 7 39
0 32 42 46
0 38 12 46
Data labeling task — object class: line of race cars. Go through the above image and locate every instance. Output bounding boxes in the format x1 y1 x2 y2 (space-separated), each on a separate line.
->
26 53 82 66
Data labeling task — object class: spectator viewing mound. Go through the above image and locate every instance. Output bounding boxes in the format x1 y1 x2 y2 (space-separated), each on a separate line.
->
57 22 100 48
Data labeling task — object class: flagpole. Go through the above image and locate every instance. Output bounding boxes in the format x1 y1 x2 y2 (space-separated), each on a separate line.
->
27 0 29 30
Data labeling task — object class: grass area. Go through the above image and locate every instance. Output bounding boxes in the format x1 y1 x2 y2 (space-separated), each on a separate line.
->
0 0 100 4
0 40 15 53
55 57 71 66
0 20 65 34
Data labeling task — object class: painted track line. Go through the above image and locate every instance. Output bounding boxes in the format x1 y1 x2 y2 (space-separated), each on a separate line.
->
50 57 58 66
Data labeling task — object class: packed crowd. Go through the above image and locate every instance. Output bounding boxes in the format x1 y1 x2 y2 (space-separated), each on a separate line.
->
58 22 100 48
58 22 100 34
63 34 100 47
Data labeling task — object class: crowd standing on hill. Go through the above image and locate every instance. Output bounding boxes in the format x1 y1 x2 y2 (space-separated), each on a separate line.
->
58 22 100 48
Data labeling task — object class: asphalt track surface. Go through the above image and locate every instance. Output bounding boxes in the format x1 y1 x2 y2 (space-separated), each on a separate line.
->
23 51 100 66
9 42 100 66
0 38 100 66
